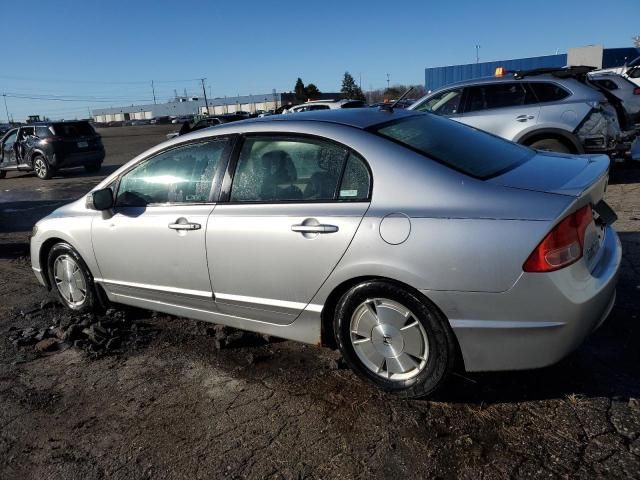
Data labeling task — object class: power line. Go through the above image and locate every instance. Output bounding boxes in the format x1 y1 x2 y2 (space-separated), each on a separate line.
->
0 75 202 85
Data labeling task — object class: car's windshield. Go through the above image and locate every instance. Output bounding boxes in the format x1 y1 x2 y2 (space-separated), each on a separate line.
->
371 114 534 179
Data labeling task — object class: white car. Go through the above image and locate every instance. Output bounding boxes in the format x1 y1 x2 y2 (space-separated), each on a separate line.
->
596 55 640 88
589 72 640 125
286 99 366 114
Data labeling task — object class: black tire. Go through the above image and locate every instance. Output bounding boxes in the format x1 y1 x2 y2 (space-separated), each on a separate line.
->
528 138 571 154
334 280 456 398
33 155 54 179
0 170 6 179
84 162 102 173
47 242 99 313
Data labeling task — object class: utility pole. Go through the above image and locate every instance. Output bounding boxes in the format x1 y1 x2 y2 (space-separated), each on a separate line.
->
87 107 92 119
2 94 10 124
475 44 481 63
386 73 390 90
151 80 157 104
200 78 210 115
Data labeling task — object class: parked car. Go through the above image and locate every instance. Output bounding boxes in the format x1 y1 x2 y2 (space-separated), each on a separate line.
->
596 55 640 88
30 108 620 397
409 66 636 157
150 116 172 125
165 114 248 139
286 99 367 113
172 115 194 124
589 72 640 125
0 121 105 179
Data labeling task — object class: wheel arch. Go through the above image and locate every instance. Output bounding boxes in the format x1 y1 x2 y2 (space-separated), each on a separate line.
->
29 149 48 165
319 275 464 368
516 128 584 154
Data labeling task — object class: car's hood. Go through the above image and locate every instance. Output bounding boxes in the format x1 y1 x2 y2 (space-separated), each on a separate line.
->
487 151 610 197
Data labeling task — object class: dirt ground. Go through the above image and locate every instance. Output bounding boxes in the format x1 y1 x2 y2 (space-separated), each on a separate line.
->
1 126 639 479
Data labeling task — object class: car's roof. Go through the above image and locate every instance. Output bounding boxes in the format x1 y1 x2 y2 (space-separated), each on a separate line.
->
437 73 579 90
242 107 418 129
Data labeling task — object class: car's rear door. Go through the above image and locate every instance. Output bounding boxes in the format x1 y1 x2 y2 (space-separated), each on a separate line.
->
206 134 371 324
91 137 232 311
459 82 540 140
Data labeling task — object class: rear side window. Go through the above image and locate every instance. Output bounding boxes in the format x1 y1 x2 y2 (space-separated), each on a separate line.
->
339 154 370 200
592 79 619 91
341 101 366 108
372 114 534 179
465 83 534 112
52 122 96 137
528 82 571 103
307 105 330 111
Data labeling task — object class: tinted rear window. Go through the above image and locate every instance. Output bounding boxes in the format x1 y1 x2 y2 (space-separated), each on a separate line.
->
529 82 570 102
52 122 96 137
372 114 534 179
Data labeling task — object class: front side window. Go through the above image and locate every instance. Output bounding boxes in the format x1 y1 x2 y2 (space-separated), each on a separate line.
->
230 137 369 202
465 83 533 112
414 88 463 115
116 140 228 206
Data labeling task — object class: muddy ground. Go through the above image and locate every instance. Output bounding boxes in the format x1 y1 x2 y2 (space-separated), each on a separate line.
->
1 125 639 479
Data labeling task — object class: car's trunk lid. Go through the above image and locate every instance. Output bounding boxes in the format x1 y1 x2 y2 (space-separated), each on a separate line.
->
488 151 610 200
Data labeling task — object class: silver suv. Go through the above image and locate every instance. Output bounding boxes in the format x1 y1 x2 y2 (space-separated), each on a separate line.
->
409 66 629 155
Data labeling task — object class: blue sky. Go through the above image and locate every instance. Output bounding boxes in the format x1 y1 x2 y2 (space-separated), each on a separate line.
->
1 0 638 121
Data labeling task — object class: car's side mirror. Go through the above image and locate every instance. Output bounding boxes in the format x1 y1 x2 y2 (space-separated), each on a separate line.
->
87 187 114 210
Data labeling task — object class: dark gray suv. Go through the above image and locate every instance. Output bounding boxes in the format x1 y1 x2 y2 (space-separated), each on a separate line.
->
0 121 105 179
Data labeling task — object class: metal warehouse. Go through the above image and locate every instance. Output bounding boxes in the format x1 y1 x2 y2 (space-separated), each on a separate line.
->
92 92 340 123
424 45 640 92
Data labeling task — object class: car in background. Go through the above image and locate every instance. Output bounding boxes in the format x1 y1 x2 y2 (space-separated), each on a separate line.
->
286 99 367 113
165 114 249 139
151 116 172 125
172 115 194 124
30 108 621 398
409 66 635 157
0 121 104 179
597 55 640 88
589 72 640 125
0 124 12 136
370 99 415 109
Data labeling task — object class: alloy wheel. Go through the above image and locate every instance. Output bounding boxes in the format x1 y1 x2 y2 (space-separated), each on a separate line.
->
34 157 47 179
349 298 429 381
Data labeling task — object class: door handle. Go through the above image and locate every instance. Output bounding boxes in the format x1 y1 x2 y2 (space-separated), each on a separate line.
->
291 224 339 233
515 114 535 122
168 218 201 231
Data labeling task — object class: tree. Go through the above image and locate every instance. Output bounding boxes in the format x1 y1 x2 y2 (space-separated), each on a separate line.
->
305 83 321 100
294 78 306 103
340 72 366 101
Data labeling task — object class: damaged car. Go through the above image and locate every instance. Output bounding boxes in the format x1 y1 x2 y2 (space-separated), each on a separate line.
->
410 66 637 158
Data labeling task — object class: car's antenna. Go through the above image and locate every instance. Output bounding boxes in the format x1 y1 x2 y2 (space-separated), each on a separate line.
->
380 87 414 112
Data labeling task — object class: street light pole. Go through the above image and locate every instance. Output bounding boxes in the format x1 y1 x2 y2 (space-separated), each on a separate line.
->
2 94 10 124
200 78 210 115
151 80 157 104
475 44 481 63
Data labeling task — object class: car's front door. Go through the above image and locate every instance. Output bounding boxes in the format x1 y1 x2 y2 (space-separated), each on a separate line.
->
1 130 18 167
91 138 232 311
459 82 540 140
207 135 372 324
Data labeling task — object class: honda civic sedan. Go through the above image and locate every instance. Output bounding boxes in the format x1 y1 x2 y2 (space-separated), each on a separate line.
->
30 108 621 398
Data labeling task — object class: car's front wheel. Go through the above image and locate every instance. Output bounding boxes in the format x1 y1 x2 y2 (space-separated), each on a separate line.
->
47 242 98 313
33 155 54 179
334 280 456 398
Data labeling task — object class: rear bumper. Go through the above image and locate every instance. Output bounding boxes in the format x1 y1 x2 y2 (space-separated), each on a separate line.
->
426 225 622 372
51 149 105 168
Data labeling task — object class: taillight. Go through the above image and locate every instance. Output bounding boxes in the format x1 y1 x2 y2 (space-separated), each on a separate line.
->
523 205 593 272
633 87 640 96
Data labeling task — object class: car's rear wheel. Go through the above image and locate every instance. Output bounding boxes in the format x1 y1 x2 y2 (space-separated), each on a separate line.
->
47 242 98 313
334 280 456 398
84 162 101 173
33 155 53 179
528 138 571 154
0 170 6 179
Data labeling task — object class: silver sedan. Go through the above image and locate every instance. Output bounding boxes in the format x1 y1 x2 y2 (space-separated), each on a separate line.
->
30 108 621 398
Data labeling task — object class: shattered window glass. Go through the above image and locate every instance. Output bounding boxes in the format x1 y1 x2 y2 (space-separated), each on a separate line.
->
116 140 226 206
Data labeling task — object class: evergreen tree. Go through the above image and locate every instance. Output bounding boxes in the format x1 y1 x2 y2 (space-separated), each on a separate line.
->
340 72 366 101
305 83 321 100
294 78 306 103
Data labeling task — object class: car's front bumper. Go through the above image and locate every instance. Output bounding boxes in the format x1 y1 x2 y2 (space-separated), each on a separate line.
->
426 225 622 372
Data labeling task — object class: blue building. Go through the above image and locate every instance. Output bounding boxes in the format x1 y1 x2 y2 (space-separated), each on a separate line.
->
424 46 640 92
